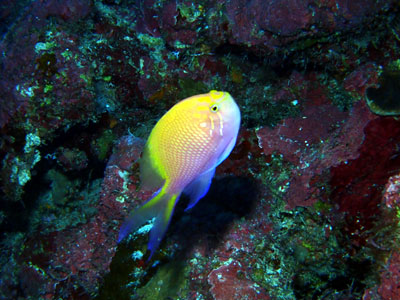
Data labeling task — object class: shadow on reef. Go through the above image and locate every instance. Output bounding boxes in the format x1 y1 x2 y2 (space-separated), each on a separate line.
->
97 176 258 300
173 175 258 257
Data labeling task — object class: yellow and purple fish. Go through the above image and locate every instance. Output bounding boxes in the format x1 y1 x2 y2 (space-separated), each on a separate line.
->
118 90 241 258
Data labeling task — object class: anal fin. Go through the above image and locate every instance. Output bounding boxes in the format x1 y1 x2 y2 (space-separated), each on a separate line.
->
183 168 215 211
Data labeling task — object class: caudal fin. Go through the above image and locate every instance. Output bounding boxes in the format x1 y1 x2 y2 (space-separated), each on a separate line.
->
118 190 179 259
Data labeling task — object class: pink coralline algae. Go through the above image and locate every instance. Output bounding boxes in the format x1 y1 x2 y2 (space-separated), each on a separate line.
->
98 134 146 226
224 0 394 50
0 0 399 298
256 93 376 208
226 0 312 44
328 117 400 255
343 63 380 96
47 221 109 293
0 0 93 129
0 33 36 128
32 0 92 23
39 135 144 296
330 117 400 218
377 251 400 299
363 251 400 300
208 260 270 300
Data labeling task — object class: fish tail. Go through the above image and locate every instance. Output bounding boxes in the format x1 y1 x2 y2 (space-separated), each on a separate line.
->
147 192 179 259
118 188 179 259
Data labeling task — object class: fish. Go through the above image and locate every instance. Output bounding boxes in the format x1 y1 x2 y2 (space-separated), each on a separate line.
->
118 90 241 258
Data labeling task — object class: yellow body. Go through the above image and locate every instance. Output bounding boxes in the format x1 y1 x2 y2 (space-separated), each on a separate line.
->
119 90 241 258
143 91 235 189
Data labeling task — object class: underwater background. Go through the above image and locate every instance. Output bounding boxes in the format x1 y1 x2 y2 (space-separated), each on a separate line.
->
0 0 400 299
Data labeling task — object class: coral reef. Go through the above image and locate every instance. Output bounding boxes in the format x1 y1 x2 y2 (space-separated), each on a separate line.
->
1 0 400 299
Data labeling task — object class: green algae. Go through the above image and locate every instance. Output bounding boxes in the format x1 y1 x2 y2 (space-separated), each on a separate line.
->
136 260 189 299
178 2 203 23
327 78 356 111
95 129 115 161
97 234 189 300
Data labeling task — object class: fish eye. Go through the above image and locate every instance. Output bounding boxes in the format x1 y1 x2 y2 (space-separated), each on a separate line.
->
210 104 219 112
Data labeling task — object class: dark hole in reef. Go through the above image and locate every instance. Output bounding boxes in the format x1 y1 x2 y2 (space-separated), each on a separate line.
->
214 41 335 79
35 52 58 78
0 120 108 241
366 70 400 112
214 43 262 64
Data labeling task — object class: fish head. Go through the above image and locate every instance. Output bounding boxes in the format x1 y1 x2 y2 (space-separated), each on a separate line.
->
189 90 241 140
